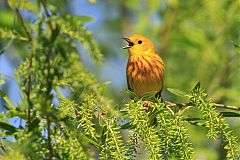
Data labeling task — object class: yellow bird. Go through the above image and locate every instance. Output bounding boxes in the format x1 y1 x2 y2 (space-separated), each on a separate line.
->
123 35 164 98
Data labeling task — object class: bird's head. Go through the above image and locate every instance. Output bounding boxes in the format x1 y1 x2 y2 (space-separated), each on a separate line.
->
122 35 156 56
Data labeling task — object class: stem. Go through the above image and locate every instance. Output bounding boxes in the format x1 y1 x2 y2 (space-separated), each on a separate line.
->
40 0 54 156
26 53 33 129
40 0 53 31
100 115 125 159
46 115 53 156
213 103 240 111
15 8 32 41
106 120 122 158
15 8 33 129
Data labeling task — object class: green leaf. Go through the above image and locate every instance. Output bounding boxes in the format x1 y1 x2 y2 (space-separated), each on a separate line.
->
220 112 240 117
126 90 139 101
64 14 95 25
0 90 6 97
72 86 85 102
2 94 15 110
0 37 14 55
193 82 201 91
120 122 131 130
28 118 40 131
149 110 162 120
167 88 186 97
142 91 157 101
185 118 205 127
0 74 15 80
79 133 99 147
0 79 5 85
234 43 240 49
184 117 201 121
100 125 107 145
234 43 240 55
51 24 61 43
0 122 17 133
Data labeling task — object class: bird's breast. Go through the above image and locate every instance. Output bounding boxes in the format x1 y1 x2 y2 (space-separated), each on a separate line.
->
126 54 164 97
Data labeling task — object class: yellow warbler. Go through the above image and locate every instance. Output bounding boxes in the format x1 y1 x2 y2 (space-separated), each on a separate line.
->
123 35 164 98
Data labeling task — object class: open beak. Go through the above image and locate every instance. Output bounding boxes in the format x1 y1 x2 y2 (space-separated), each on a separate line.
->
122 37 134 49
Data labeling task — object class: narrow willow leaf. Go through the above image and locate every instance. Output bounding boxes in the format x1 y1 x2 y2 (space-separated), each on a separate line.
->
0 122 17 133
120 122 131 130
142 91 157 101
234 43 240 49
0 37 14 55
0 74 15 80
100 125 107 145
193 82 201 91
64 14 95 24
126 90 139 101
51 24 61 43
167 88 186 97
220 112 240 117
72 86 85 102
1 94 15 110
79 133 99 147
187 120 206 127
28 118 40 132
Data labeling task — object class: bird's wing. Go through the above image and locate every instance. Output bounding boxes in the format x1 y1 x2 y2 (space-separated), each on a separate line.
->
156 76 164 98
126 76 132 91
156 88 162 99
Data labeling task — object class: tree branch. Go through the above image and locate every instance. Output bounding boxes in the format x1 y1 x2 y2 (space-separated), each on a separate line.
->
40 0 53 31
15 8 32 41
15 8 33 129
165 101 240 111
46 115 53 156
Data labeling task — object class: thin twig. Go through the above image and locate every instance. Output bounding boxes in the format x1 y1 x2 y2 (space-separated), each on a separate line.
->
213 103 240 111
15 8 32 41
40 0 53 31
46 115 53 156
165 101 240 111
41 0 54 156
15 8 33 128
26 53 33 129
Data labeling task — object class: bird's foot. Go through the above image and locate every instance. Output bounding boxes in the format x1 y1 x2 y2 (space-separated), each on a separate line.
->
143 101 152 112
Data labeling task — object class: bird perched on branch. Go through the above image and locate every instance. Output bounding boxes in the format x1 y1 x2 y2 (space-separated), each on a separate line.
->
122 35 165 99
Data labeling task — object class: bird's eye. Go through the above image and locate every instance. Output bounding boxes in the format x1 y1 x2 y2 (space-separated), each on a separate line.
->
138 40 142 44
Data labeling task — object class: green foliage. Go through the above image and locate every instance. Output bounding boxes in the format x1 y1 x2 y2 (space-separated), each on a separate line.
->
0 0 240 160
156 103 193 160
0 28 27 41
54 129 88 160
58 15 103 63
189 84 240 159
125 101 162 160
99 117 126 159
7 0 39 15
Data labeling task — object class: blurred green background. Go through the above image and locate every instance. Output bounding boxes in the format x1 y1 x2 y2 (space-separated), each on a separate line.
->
0 0 240 159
